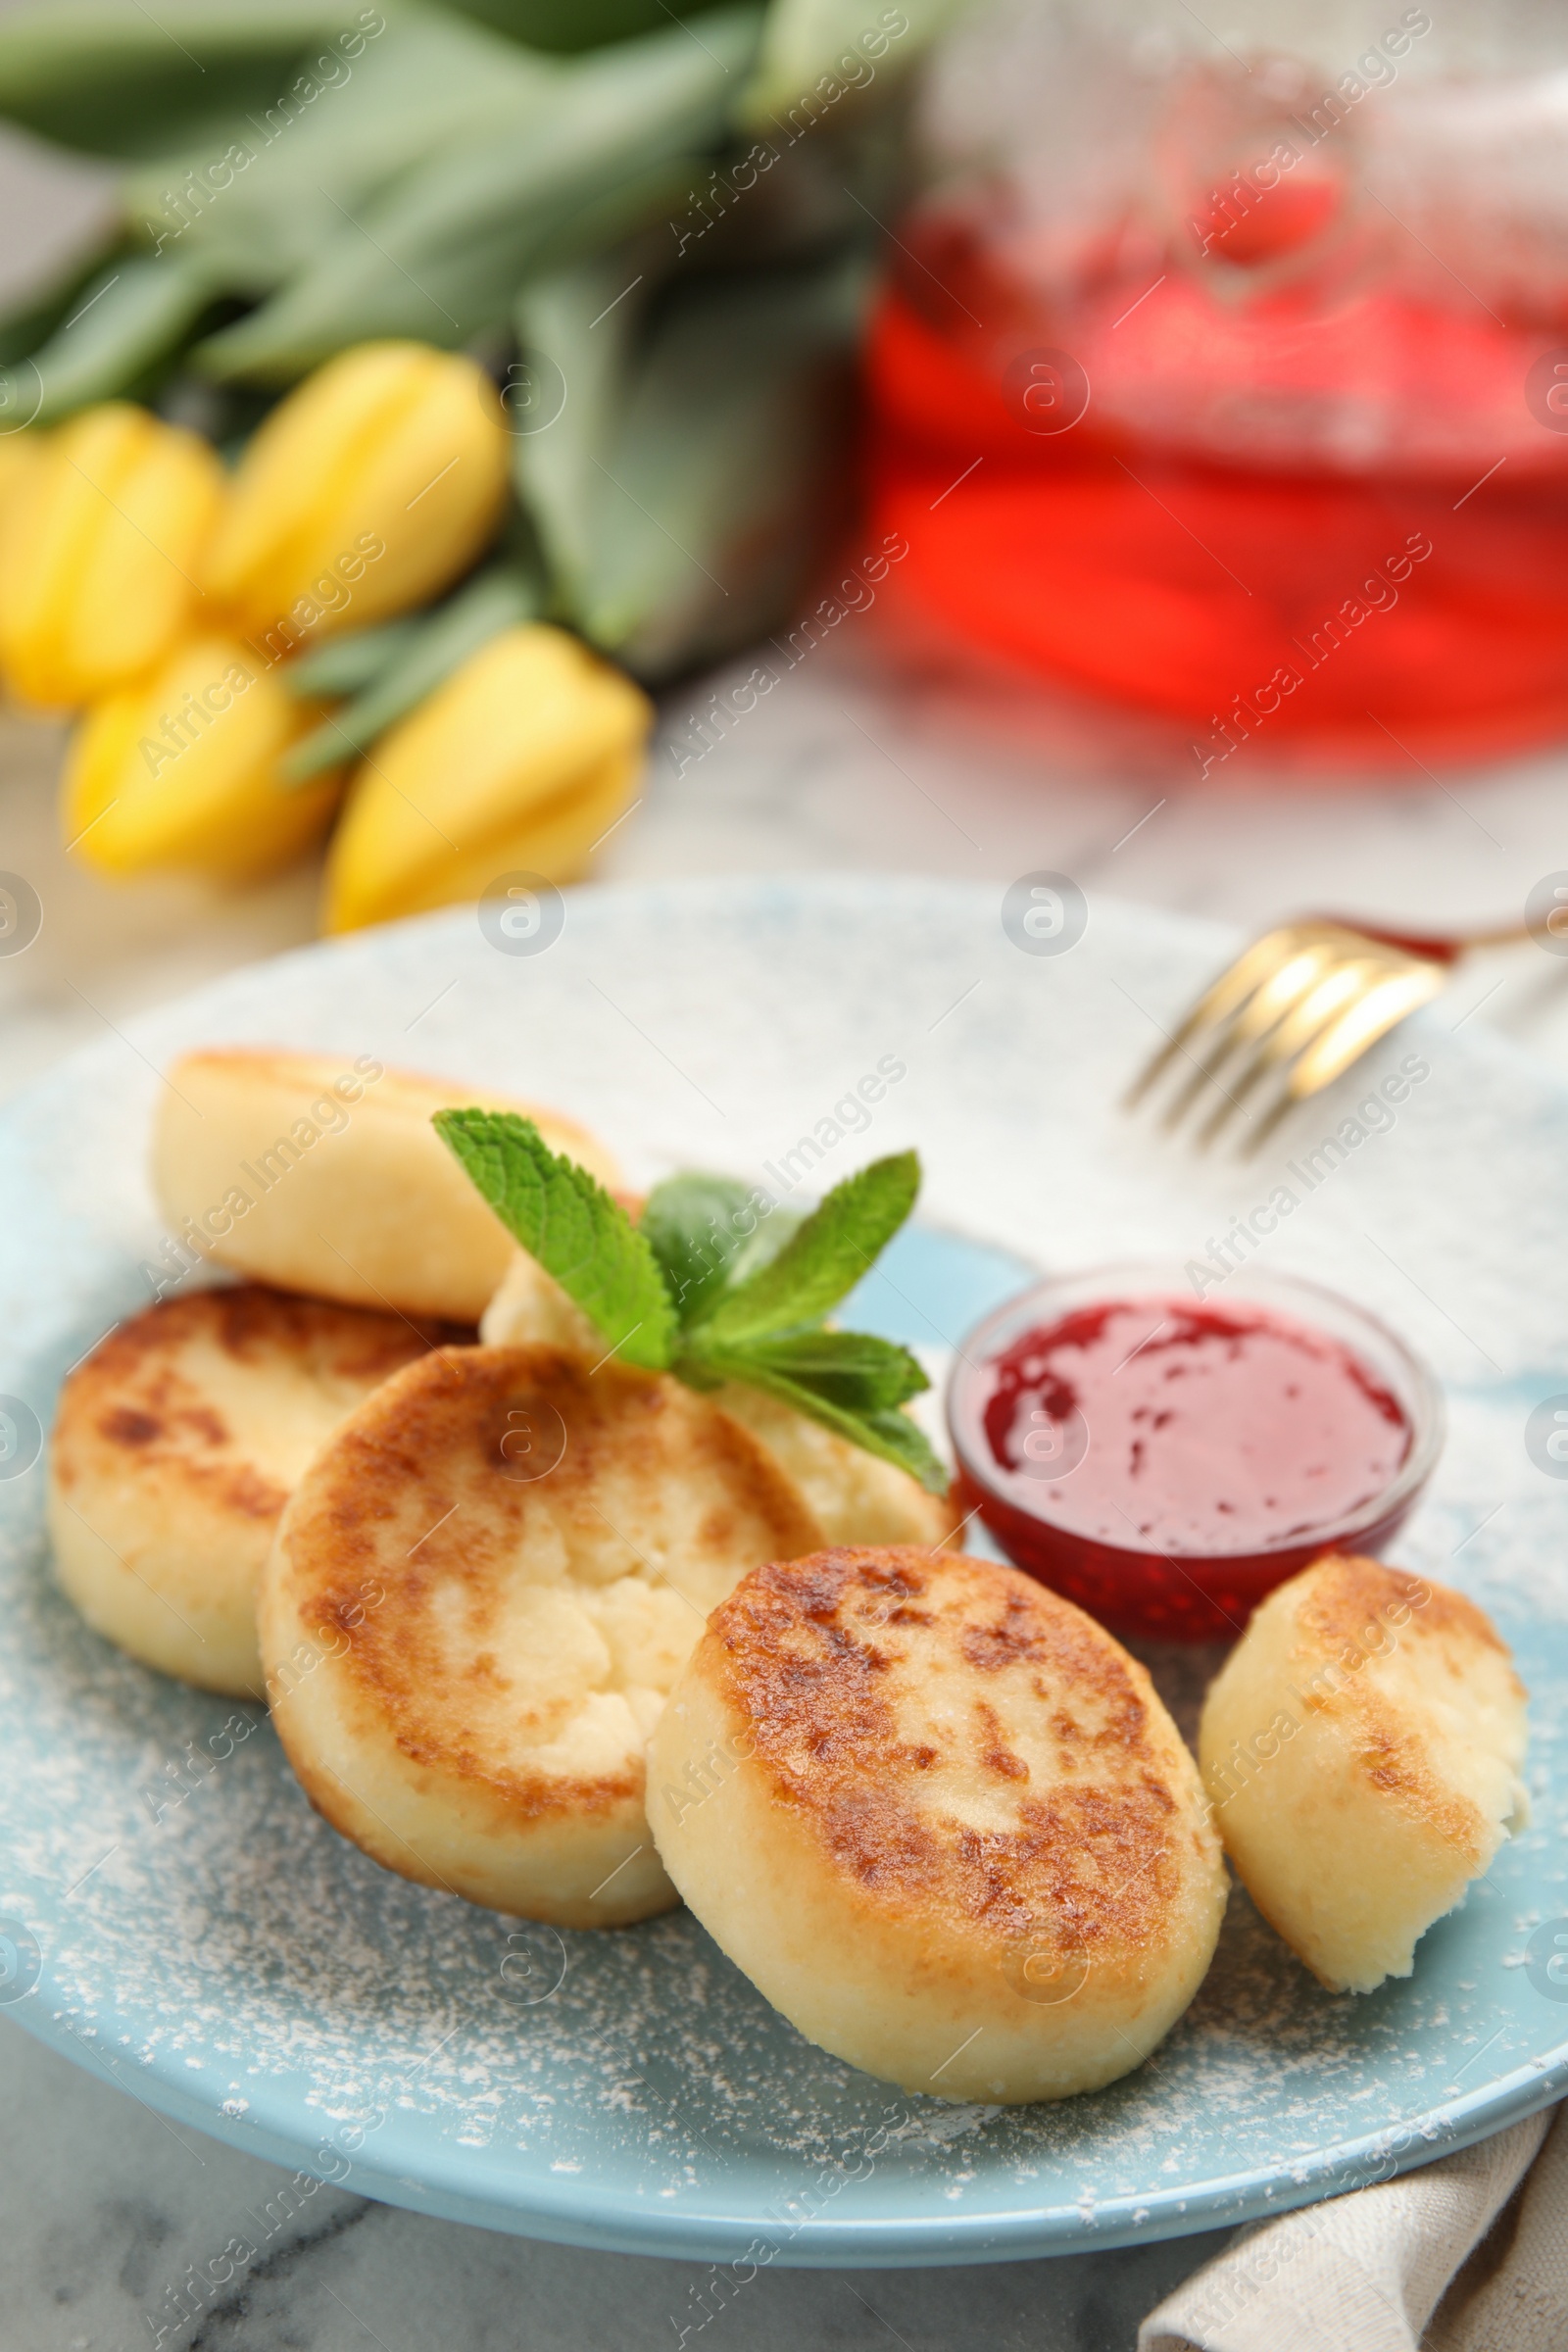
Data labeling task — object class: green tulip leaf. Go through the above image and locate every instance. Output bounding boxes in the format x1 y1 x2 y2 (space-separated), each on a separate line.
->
441 0 742 55
738 0 971 130
191 13 763 379
0 253 223 425
0 2 361 161
283 562 543 780
123 13 557 288
569 247 866 677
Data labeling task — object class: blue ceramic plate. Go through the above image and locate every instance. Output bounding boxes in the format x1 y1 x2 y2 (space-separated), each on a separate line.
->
1 876 1565 2266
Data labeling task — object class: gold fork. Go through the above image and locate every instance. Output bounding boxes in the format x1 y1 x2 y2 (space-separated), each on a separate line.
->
1126 915 1528 1155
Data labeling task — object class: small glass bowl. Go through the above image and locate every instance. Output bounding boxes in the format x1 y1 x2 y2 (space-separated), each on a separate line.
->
946 1261 1445 1643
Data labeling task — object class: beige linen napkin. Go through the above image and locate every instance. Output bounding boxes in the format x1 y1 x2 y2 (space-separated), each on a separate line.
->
1140 2103 1568 2351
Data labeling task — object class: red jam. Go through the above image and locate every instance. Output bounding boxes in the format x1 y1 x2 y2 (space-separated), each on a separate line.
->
951 1290 1431 1642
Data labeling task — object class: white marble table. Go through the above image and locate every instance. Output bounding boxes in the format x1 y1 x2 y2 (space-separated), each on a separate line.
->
8 633 1568 1104
4 636 1568 2347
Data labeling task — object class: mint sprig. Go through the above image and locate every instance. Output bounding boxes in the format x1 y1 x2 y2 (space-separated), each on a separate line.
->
688 1152 920 1345
638 1172 767 1324
432 1109 677 1372
702 1328 929 1412
688 1348 944 1492
434 1116 948 1496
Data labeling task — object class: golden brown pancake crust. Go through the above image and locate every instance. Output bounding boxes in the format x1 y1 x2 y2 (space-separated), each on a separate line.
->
53 1284 466 1529
651 1545 1225 2097
271 1343 823 1834
1297 1552 1504 1660
705 1545 1202 1961
1280 1554 1517 1860
1199 1554 1529 1992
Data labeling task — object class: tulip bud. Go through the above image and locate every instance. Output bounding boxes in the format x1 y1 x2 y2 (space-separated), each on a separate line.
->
0 431 36 518
321 623 651 934
0 436 38 704
203 342 510 658
63 633 342 885
0 403 224 709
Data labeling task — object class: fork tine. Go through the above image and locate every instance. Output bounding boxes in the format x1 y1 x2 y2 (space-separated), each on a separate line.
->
1238 963 1445 1159
1287 965 1446 1098
1121 926 1309 1108
1193 956 1384 1150
1156 943 1339 1134
1228 947 1344 1044
1126 916 1446 1155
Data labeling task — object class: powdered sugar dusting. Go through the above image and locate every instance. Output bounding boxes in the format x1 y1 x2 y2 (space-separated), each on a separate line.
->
2 878 1566 2261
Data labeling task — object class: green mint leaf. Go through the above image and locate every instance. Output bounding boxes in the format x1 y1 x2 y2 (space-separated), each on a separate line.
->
727 1203 805 1285
700 1354 949 1496
695 1329 928 1413
640 1172 806 1325
640 1173 760 1326
853 1408 951 1497
691 1151 920 1344
432 1109 676 1371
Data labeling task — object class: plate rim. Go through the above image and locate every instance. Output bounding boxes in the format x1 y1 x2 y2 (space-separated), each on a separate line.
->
4 871 1565 2265
5 1994 1565 2266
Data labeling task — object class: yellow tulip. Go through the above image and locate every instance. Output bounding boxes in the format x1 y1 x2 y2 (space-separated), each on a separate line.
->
0 436 39 701
321 623 651 934
0 403 224 709
0 431 36 518
204 341 510 658
63 633 342 885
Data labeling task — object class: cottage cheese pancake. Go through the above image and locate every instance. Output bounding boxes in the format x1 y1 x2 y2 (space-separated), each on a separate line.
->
49 1285 462 1695
260 1344 823 1926
650 1545 1226 2101
1200 1554 1529 1993
152 1048 620 1321
480 1255 951 1552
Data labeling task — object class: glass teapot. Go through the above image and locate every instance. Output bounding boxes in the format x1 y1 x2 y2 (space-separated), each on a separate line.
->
865 0 1568 772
